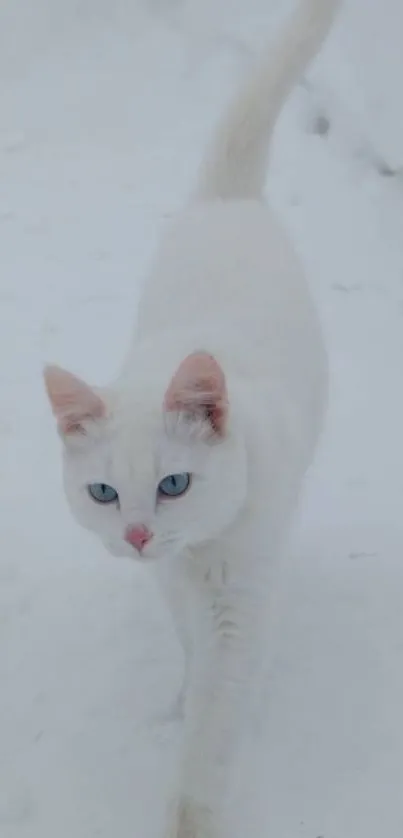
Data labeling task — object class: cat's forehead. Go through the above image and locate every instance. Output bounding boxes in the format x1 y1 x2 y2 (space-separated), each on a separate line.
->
110 405 163 463
103 403 206 484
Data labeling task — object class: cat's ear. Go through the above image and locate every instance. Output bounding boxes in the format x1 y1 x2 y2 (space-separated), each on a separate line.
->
43 364 105 436
164 352 228 436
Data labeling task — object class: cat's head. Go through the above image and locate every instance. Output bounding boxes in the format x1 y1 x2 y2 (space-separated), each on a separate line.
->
44 352 247 561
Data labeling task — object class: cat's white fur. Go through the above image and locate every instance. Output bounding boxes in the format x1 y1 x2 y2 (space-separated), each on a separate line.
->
44 0 339 835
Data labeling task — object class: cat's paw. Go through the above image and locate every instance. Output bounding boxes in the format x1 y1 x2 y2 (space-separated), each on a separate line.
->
145 689 185 741
168 685 186 721
165 797 216 838
155 686 186 725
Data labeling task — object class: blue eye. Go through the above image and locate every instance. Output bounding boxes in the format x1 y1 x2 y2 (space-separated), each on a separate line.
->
88 483 119 504
158 473 191 498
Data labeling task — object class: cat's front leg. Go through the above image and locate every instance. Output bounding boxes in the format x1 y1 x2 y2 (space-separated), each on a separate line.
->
156 558 195 720
166 582 265 838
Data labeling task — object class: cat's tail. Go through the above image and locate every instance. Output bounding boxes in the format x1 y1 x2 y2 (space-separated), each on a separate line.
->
194 0 340 201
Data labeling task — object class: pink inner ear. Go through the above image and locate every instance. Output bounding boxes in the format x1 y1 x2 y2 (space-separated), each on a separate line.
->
43 364 105 435
164 352 228 435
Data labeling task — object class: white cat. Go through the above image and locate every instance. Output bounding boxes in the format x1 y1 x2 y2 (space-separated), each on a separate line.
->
44 0 339 835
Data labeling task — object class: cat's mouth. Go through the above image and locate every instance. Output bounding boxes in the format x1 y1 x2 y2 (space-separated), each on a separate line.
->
135 536 184 562
130 539 159 562
105 535 182 562
103 538 156 562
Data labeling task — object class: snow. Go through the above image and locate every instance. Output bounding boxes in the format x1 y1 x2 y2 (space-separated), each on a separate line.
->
1 1 403 835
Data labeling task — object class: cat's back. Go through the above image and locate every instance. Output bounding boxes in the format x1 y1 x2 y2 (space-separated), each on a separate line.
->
137 200 321 366
125 199 327 466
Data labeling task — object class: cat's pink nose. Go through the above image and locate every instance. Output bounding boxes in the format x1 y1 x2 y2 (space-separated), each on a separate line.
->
124 525 152 552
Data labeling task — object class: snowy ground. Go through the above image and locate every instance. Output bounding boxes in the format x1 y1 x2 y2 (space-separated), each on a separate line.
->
1 1 403 836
